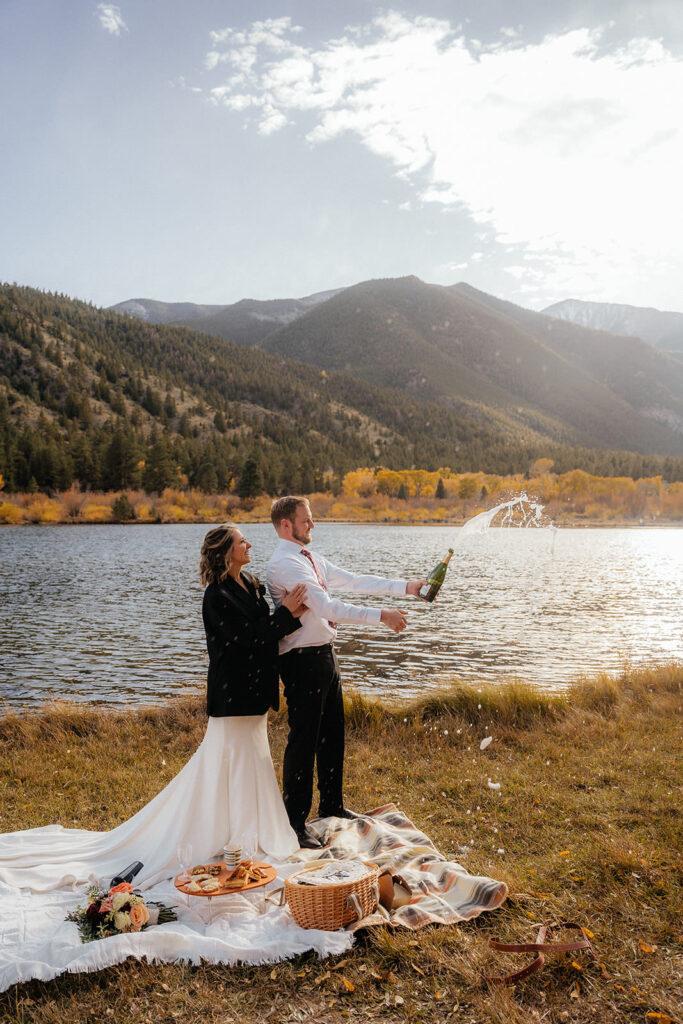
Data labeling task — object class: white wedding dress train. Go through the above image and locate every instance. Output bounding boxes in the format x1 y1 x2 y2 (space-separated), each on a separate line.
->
0 715 300 892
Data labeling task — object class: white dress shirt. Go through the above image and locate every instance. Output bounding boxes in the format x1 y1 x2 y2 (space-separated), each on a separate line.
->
266 538 407 653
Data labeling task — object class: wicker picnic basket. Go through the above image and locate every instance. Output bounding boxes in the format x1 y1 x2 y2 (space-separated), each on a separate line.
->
284 860 380 931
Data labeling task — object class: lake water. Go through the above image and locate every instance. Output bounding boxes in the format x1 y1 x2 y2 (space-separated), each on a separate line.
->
1 524 682 709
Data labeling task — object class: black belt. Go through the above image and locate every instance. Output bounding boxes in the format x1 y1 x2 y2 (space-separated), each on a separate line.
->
282 643 334 657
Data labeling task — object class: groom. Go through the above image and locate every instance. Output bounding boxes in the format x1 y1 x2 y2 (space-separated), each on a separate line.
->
266 496 426 848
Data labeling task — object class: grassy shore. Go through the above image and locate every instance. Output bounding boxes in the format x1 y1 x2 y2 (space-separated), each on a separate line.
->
1 665 681 1024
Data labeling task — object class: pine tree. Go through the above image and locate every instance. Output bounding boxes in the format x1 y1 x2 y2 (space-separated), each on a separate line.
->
143 436 177 492
112 492 136 521
435 477 446 499
101 429 139 490
195 461 218 493
237 456 263 499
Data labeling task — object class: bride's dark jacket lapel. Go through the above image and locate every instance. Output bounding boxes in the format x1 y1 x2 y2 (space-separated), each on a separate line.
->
202 570 301 717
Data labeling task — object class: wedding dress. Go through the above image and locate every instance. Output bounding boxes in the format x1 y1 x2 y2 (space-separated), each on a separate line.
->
0 715 300 893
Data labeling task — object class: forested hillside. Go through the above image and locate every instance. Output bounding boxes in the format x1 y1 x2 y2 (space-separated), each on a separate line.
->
262 277 683 456
2 284 683 495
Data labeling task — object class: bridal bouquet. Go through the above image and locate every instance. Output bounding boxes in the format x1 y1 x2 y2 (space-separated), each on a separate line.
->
66 881 177 943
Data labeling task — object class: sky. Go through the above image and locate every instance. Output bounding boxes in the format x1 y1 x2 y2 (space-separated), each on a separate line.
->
1 0 682 312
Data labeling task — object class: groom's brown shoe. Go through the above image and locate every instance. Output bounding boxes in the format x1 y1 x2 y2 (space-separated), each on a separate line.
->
295 826 322 849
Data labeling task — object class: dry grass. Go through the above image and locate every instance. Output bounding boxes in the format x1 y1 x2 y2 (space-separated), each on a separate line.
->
1 664 681 1024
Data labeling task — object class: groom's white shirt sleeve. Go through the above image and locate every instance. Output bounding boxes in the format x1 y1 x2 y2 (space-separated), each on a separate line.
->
266 539 407 652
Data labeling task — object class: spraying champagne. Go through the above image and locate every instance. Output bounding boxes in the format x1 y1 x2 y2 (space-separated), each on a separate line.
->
419 548 454 602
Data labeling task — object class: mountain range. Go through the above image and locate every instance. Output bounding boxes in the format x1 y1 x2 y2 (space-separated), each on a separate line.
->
543 299 683 352
112 277 683 456
111 288 344 348
4 280 683 499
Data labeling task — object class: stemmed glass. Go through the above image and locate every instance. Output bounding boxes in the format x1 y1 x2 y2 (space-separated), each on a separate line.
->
176 843 193 906
242 834 258 863
177 843 193 881
241 834 264 913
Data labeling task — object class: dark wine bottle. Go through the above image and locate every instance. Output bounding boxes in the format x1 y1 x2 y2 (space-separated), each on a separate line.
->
110 861 143 887
419 548 454 602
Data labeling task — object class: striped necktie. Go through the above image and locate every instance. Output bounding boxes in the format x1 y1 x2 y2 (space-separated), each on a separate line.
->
300 548 337 630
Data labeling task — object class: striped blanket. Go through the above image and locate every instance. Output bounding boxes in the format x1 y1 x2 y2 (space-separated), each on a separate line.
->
305 804 508 931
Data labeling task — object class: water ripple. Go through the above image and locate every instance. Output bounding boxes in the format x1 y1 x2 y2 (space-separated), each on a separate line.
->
1 523 682 708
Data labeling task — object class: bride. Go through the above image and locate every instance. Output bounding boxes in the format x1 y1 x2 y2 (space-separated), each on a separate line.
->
0 524 308 892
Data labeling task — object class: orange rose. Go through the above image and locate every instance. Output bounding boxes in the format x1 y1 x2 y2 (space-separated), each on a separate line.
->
129 902 149 930
109 882 134 895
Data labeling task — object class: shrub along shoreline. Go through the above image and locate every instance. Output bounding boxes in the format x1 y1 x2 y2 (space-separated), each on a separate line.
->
1 464 682 527
1 663 681 1023
0 488 681 528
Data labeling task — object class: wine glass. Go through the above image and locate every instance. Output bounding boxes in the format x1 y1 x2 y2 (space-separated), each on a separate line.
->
176 843 193 883
241 833 258 863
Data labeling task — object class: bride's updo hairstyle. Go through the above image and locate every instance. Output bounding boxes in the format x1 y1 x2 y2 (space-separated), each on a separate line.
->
200 524 238 586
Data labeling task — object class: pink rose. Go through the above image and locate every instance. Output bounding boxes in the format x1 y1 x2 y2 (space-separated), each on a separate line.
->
129 902 149 930
100 897 114 912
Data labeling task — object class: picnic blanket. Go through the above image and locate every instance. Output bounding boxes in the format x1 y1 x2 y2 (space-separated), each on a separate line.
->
0 806 506 993
306 804 508 931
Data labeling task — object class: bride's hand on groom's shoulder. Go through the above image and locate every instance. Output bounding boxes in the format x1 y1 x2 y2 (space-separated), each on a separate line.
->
282 584 308 618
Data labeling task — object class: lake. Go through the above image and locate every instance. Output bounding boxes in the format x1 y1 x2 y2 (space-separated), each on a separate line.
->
1 523 682 709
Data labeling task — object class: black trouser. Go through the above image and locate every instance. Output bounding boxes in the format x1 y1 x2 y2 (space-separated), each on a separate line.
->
279 644 345 830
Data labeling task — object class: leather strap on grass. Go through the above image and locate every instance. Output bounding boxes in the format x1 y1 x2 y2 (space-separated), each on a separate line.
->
484 922 595 985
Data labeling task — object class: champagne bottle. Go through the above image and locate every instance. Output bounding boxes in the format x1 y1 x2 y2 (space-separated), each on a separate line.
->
110 861 143 887
419 548 454 602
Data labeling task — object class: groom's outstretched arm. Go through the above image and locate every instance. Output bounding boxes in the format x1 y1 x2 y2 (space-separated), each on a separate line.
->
320 556 426 599
268 555 387 626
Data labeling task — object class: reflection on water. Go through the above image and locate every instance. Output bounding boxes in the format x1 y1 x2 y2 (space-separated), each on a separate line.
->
1 523 682 708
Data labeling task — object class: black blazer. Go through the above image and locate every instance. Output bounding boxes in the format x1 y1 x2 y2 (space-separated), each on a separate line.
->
202 571 301 717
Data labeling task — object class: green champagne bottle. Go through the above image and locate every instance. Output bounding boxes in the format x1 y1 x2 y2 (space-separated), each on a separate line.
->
419 548 454 602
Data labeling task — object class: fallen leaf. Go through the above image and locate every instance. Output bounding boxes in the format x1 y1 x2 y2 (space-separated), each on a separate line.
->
646 1014 672 1023
571 961 583 971
569 982 580 1000
582 927 595 939
407 939 419 947
410 962 425 976
599 962 611 979
387 971 398 983
639 939 657 953
331 959 351 971
369 970 383 981
340 976 355 993
314 971 331 986
434 990 445 1000
395 996 404 1006
614 984 624 991
558 850 571 857
358 965 367 972
270 969 277 980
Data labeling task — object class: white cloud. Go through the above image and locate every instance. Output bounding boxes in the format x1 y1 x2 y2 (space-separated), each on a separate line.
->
201 11 683 306
96 4 127 36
